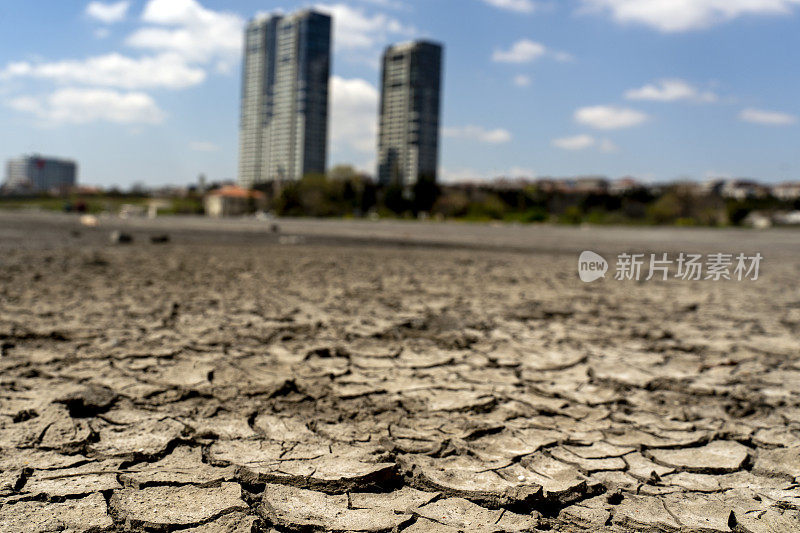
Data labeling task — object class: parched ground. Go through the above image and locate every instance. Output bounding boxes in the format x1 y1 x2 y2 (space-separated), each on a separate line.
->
0 212 799 532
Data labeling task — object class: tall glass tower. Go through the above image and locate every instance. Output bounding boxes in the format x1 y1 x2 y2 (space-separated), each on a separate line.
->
378 41 443 187
238 10 331 187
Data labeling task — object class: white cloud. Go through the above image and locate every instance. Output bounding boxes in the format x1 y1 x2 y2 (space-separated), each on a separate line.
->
625 79 717 103
553 134 595 150
443 125 513 144
513 74 532 87
481 0 537 14
581 0 800 32
7 88 165 125
1 0 249 130
507 166 536 177
552 134 620 152
440 166 536 183
94 28 111 39
739 108 797 126
492 39 546 63
599 138 619 153
440 167 487 183
315 3 414 51
330 76 379 154
86 1 130 24
0 53 206 90
126 0 244 66
189 141 219 152
352 0 408 9
574 105 648 129
552 51 575 62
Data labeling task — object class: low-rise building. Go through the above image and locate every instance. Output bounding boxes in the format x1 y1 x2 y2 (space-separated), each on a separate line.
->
4 154 77 193
774 211 800 225
721 179 769 200
609 177 642 196
571 176 609 194
771 182 800 201
743 211 772 229
204 186 265 217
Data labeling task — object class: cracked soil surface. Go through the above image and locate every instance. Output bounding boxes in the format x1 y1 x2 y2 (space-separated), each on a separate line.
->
0 212 799 532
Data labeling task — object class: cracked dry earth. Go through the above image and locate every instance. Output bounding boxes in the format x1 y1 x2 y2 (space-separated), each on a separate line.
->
1 219 799 532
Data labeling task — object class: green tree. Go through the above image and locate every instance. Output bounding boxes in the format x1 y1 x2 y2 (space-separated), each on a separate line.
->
383 183 409 215
412 176 440 214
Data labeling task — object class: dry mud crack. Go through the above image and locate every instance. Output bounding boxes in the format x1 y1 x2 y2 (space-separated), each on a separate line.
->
0 214 799 532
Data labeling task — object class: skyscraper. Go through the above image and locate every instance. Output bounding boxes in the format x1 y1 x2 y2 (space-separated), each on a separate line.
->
4 155 77 193
378 41 443 187
238 10 331 188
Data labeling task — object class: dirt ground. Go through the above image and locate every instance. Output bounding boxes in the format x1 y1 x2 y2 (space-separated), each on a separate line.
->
0 211 799 532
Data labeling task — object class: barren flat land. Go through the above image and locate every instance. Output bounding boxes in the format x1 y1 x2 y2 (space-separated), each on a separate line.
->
1 211 799 532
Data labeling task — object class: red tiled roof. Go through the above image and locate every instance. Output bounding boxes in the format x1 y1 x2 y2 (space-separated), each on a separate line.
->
208 186 265 199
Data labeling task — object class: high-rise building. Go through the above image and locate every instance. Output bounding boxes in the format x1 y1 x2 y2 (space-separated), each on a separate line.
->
3 155 77 193
378 41 443 187
238 10 332 188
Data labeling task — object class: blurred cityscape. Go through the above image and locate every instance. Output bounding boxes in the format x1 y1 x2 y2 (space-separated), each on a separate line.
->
2 158 799 228
2 8 799 229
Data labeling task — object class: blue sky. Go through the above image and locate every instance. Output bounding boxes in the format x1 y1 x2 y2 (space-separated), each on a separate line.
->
1 0 799 187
